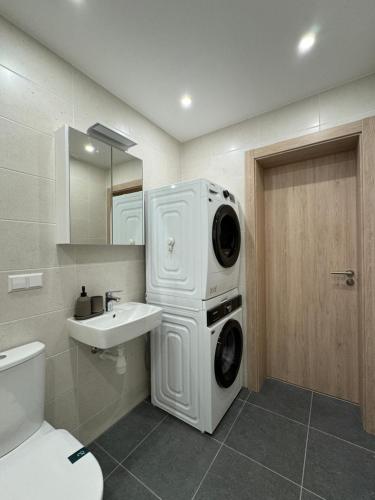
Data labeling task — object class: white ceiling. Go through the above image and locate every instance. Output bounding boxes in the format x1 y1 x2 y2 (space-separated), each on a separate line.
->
1 0 375 142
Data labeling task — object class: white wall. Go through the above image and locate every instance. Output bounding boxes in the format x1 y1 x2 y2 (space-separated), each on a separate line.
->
181 72 375 383
0 16 180 443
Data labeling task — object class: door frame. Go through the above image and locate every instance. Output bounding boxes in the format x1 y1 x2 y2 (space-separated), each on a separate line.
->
245 117 375 433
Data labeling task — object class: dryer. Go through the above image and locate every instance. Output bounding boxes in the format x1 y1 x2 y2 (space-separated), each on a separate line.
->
146 179 241 301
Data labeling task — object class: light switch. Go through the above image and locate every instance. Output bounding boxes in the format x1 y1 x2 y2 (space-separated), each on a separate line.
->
8 273 43 292
8 275 28 292
28 273 43 289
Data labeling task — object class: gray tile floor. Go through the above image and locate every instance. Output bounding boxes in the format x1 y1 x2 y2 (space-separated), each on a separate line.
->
89 379 375 499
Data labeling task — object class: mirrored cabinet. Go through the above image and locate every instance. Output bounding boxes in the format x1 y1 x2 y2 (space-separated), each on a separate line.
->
55 126 144 245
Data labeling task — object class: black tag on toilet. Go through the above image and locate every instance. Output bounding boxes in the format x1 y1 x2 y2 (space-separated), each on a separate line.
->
68 447 90 464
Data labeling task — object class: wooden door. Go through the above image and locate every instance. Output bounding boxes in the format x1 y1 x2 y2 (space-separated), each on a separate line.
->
264 150 358 402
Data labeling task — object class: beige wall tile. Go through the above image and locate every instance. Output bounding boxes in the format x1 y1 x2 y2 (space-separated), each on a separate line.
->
77 391 148 445
45 347 77 403
0 65 73 134
75 260 145 299
76 344 126 423
0 17 73 100
0 266 77 322
74 245 144 265
255 96 319 147
0 117 54 178
0 308 73 356
319 73 375 128
0 169 55 223
0 220 75 271
76 334 149 431
45 388 79 433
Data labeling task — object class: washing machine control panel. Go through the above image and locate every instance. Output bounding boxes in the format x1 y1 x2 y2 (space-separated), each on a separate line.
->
207 295 242 326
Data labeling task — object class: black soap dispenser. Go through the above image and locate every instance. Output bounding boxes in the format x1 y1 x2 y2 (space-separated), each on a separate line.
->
75 286 91 319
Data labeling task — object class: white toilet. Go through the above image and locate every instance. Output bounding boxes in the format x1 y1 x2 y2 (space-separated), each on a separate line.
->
0 342 103 500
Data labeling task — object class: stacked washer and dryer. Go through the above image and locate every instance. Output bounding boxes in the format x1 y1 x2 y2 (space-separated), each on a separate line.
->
146 179 243 433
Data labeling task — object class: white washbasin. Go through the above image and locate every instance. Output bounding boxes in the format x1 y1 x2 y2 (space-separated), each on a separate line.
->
67 302 162 349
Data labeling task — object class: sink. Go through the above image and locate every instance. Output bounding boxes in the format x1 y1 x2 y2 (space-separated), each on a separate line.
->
67 302 162 349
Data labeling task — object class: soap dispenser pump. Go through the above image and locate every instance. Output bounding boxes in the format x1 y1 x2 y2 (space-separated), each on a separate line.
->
75 285 91 319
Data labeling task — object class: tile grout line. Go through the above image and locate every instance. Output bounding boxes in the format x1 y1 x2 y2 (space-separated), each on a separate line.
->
191 399 247 500
302 487 327 500
0 218 56 226
101 463 122 483
94 441 122 470
0 111 55 138
222 442 301 489
0 62 74 104
309 426 375 455
0 165 55 181
120 414 169 464
0 307 73 327
120 463 162 499
299 391 313 500
244 399 309 427
244 394 375 456
93 439 159 498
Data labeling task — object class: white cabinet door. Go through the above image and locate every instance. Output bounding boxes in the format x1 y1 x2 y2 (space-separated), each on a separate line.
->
151 309 201 428
146 181 203 297
113 192 143 245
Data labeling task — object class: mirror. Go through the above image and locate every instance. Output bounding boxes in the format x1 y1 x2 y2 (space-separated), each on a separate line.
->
56 126 144 245
69 128 111 244
111 149 144 245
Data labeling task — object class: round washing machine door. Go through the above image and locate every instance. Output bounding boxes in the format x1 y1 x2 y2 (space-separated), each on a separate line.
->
215 319 243 388
212 205 241 268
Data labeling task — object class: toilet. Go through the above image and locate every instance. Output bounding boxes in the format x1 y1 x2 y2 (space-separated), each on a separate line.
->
0 342 103 499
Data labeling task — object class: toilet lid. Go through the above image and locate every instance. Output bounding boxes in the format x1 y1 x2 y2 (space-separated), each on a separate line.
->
0 429 103 500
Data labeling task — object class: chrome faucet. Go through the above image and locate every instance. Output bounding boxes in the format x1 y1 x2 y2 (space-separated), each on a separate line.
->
105 290 122 312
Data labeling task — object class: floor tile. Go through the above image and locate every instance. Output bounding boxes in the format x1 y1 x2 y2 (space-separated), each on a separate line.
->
124 416 220 500
301 490 323 500
104 466 157 500
195 446 300 500
96 402 166 461
237 387 251 401
226 403 307 483
212 399 243 442
248 378 311 423
311 393 375 451
89 442 118 479
304 429 375 499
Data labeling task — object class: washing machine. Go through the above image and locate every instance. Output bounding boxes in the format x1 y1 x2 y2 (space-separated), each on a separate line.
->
149 289 243 433
146 179 241 301
203 290 243 433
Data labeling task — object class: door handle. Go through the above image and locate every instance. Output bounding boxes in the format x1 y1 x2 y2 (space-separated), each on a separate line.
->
330 270 355 278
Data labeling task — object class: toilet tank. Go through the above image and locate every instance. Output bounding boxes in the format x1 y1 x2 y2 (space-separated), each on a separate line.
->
0 342 45 458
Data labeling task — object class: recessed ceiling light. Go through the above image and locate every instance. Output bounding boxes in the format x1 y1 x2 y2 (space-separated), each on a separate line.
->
180 94 192 109
85 144 95 153
298 32 316 54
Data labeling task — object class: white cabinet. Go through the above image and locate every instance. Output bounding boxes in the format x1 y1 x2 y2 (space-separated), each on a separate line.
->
55 125 144 245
